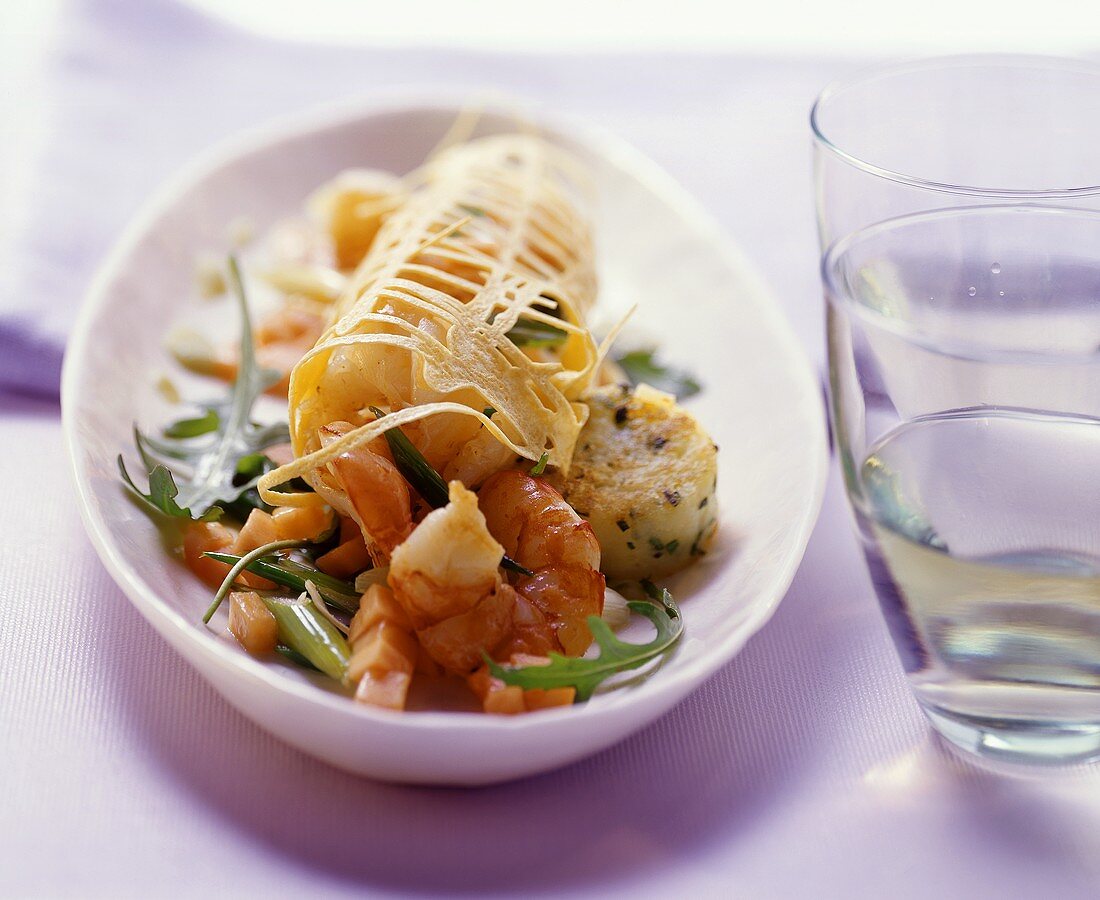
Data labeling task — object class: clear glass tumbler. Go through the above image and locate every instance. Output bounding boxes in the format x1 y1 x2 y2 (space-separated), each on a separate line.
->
826 205 1100 764
812 55 1100 249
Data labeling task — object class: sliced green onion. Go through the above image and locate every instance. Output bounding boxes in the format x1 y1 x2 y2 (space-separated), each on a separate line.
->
202 539 310 623
369 406 449 508
275 644 321 672
205 552 360 614
260 595 350 682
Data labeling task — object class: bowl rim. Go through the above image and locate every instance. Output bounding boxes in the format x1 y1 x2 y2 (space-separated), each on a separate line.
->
810 53 1100 199
63 89 828 737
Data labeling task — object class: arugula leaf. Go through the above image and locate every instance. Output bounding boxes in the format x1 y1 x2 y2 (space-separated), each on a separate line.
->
219 453 276 521
118 456 220 521
120 256 291 523
487 581 684 701
507 319 568 347
163 408 219 438
616 348 702 400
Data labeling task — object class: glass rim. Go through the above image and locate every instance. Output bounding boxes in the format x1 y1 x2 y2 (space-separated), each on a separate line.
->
822 203 1100 365
810 53 1100 199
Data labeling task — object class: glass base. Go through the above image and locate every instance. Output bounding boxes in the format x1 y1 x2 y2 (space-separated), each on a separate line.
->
923 704 1100 766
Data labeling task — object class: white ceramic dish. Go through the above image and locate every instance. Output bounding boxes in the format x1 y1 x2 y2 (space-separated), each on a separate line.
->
63 97 827 786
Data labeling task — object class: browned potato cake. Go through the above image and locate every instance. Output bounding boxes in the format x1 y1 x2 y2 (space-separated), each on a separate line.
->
550 383 718 580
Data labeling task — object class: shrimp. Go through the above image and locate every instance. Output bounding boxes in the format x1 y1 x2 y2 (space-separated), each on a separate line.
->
318 422 413 565
388 474 604 669
387 481 515 674
478 471 605 656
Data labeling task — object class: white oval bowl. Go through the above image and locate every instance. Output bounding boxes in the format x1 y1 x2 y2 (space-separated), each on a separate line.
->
63 97 827 785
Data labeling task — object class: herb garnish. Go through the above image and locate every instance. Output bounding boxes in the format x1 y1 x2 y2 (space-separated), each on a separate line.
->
118 256 290 522
506 319 568 347
163 408 219 438
529 452 549 476
260 594 350 681
616 348 701 400
203 538 311 623
369 406 450 508
486 581 684 701
205 551 360 614
117 451 220 522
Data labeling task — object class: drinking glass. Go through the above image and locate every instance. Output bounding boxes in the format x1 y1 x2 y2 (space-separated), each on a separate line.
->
812 55 1100 249
825 205 1100 764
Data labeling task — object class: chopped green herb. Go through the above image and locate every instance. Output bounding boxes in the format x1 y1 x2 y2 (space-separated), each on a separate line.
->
205 551 360 615
487 581 683 701
369 407 450 508
203 538 312 623
163 408 219 439
483 407 496 418
616 348 701 400
616 519 630 532
530 452 549 476
506 319 568 347
666 540 680 554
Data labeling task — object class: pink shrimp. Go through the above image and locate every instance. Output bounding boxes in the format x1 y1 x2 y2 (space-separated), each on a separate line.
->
319 422 413 565
478 471 605 657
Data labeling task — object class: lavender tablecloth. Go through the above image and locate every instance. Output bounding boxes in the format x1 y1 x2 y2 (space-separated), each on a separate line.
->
4 2 1100 897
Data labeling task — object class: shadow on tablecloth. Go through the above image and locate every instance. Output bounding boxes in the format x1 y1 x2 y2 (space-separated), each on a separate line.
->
87 477 897 894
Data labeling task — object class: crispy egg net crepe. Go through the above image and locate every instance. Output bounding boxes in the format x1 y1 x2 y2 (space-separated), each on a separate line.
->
259 134 602 511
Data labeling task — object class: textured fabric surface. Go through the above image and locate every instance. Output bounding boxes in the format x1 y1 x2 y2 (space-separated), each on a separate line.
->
4 1 1100 897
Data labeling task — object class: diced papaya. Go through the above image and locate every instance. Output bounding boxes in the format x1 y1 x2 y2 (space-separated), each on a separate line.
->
272 505 332 542
316 536 371 578
230 509 278 589
354 670 412 711
523 688 576 710
182 521 236 587
228 591 278 656
483 685 526 715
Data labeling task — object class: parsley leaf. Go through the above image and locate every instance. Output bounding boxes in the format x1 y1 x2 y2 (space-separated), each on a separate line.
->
487 581 684 701
616 348 702 400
